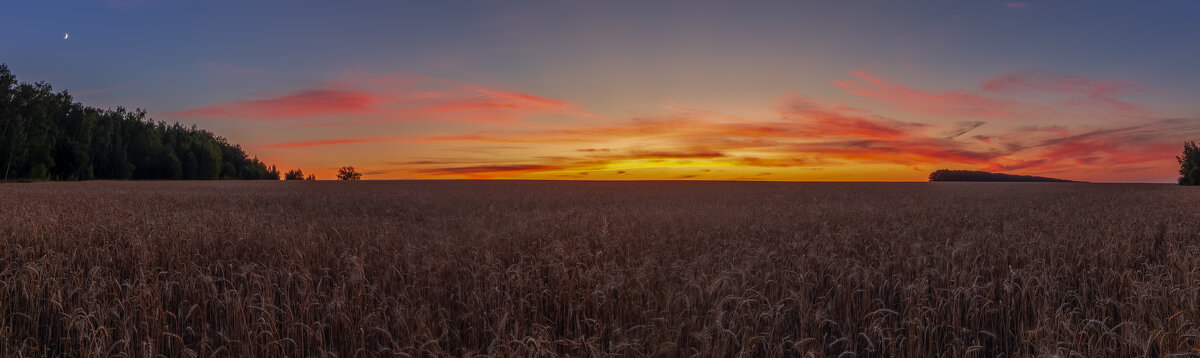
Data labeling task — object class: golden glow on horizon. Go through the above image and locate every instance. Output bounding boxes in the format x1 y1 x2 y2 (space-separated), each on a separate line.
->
175 69 1195 183
304 162 933 182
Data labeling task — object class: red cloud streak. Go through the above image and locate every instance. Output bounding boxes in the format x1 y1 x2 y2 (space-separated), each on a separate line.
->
166 89 375 119
261 137 400 149
164 73 588 125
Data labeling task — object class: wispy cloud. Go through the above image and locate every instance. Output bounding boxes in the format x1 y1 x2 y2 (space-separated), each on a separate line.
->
981 71 1146 114
164 72 590 125
166 89 376 119
260 136 401 149
981 71 1138 96
835 71 1047 119
834 70 1148 120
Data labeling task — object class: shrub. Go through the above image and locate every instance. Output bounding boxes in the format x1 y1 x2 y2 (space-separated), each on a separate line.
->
336 166 362 181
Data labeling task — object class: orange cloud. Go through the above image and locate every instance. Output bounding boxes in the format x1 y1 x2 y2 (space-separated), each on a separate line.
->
418 164 562 175
406 164 567 179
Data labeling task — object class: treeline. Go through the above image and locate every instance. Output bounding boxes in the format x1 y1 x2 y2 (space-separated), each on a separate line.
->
928 169 1076 182
0 64 279 181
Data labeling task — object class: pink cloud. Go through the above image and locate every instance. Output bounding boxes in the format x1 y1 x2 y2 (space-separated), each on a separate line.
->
835 71 1048 119
260 136 400 149
1022 121 1197 163
166 89 376 119
982 71 1146 114
837 70 1149 120
981 72 1138 97
470 88 571 109
164 72 589 124
784 97 926 139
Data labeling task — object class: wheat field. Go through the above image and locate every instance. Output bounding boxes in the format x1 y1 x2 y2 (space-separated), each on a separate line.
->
1 181 1198 357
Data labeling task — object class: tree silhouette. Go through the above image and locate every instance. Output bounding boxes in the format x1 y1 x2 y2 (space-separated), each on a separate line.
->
928 169 1074 182
0 64 279 181
336 166 362 181
284 169 305 180
305 174 316 180
1179 141 1200 185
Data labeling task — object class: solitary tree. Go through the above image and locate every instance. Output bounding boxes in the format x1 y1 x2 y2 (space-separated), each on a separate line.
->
336 166 362 181
305 174 316 180
1179 141 1200 185
284 169 305 180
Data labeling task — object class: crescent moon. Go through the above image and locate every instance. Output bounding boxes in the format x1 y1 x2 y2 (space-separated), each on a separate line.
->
64 33 69 39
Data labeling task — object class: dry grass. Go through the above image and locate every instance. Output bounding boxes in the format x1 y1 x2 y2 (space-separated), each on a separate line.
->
1 180 1199 357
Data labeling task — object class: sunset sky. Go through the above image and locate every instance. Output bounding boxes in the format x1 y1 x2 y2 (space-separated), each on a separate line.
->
4 1 1199 182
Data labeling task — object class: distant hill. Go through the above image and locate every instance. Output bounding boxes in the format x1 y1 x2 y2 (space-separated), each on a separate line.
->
928 169 1078 182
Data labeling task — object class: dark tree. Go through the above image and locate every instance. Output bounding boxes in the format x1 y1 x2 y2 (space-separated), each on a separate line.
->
0 64 278 181
305 174 316 180
284 169 305 180
336 166 362 181
1179 141 1200 185
928 169 1075 182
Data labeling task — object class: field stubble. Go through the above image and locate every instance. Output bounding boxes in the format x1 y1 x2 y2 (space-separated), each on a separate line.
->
1 181 1199 357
